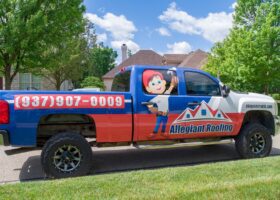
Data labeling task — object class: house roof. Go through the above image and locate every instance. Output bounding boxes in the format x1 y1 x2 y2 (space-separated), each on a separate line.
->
178 49 208 69
103 50 164 79
163 54 189 66
103 49 208 79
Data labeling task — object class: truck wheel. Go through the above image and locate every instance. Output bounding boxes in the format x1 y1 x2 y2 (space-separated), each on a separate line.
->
41 132 92 178
235 123 272 158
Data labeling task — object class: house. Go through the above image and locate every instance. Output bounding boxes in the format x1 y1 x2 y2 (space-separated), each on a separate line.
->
102 44 208 91
0 73 72 90
0 44 208 91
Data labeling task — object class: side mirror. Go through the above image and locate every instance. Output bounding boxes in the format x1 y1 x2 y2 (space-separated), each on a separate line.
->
222 85 230 97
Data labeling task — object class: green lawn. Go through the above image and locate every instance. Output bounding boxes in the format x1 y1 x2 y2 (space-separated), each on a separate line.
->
1 156 280 200
0 136 3 145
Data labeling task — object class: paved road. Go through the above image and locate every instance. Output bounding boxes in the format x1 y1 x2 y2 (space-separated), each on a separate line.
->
1 135 280 184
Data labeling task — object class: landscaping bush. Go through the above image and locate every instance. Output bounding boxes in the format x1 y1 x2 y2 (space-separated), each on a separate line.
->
271 94 280 100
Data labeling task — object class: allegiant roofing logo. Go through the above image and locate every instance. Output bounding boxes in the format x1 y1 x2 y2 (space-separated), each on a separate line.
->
169 101 233 134
174 101 232 123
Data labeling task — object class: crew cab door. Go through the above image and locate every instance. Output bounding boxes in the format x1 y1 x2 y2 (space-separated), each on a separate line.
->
133 68 237 141
169 70 237 138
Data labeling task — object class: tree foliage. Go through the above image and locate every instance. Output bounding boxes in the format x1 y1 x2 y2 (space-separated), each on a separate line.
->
0 0 85 89
204 0 280 94
87 43 117 79
37 37 88 90
80 76 105 90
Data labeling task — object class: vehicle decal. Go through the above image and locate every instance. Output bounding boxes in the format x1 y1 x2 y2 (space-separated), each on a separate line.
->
173 101 232 123
14 94 125 110
170 101 234 134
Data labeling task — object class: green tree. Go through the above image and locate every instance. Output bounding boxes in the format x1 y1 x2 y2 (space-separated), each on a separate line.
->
88 44 117 79
38 37 87 90
80 76 105 90
0 0 85 89
204 0 280 94
234 0 273 27
127 49 132 58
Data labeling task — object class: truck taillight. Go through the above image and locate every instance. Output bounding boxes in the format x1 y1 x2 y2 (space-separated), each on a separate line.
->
0 100 9 124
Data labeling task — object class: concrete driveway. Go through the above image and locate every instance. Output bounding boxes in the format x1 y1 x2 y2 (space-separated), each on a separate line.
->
1 135 280 184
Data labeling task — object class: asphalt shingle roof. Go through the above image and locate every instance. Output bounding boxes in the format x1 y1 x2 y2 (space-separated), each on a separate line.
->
102 49 208 79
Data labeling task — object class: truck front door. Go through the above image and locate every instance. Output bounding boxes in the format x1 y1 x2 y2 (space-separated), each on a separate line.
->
134 68 238 141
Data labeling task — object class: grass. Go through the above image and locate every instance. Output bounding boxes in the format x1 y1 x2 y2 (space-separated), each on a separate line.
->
1 156 280 200
0 136 3 145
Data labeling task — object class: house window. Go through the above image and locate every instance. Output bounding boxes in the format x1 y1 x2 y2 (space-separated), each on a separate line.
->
19 73 31 90
186 114 190 118
19 73 41 90
32 75 41 90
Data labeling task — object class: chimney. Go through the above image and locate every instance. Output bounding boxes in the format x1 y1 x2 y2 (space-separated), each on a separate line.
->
121 44 128 62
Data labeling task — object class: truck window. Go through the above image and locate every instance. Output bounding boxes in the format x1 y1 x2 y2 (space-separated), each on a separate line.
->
142 69 178 95
184 71 221 96
111 71 131 92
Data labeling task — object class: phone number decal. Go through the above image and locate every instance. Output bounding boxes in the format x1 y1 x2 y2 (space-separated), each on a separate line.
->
14 95 125 110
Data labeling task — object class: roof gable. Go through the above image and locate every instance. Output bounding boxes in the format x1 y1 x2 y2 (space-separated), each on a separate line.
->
178 49 208 69
103 50 164 79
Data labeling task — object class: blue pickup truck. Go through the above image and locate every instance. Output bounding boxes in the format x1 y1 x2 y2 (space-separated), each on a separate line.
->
0 65 279 178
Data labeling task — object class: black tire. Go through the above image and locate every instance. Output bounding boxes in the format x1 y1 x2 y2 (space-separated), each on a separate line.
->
235 123 272 158
41 132 92 178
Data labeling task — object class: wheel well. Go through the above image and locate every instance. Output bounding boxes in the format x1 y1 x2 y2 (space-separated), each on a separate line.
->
242 111 275 135
37 114 96 146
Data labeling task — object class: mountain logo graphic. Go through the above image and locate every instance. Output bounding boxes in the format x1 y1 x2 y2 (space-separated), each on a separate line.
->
173 101 232 123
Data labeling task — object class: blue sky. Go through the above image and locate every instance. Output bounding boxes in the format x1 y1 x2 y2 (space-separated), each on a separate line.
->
84 0 236 62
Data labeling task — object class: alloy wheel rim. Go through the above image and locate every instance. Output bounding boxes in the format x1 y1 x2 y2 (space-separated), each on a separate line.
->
53 145 82 173
249 133 265 154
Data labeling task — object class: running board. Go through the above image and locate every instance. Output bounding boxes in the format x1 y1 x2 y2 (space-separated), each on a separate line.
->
134 139 234 150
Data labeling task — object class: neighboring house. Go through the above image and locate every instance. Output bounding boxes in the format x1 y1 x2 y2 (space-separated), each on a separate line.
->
0 73 72 90
11 73 44 90
0 44 208 91
102 44 208 91
103 48 165 91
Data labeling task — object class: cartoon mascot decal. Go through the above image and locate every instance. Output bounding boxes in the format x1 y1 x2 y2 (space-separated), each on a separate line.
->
142 69 178 137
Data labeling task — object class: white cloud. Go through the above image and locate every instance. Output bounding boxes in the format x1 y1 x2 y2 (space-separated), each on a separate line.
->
85 12 140 54
230 2 237 10
156 27 171 36
159 2 233 43
96 33 107 43
196 12 233 43
85 12 137 40
167 41 192 54
159 2 199 35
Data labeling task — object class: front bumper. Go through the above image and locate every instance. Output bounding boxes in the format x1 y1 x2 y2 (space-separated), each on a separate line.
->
275 116 280 135
0 130 9 146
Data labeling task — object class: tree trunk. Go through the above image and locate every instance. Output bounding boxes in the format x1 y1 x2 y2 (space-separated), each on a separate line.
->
55 81 61 91
264 84 269 95
53 71 63 91
4 65 12 90
54 75 62 91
